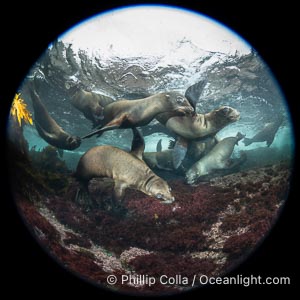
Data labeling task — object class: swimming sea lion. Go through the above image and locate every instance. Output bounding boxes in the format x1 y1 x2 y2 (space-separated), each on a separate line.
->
185 136 219 161
143 150 174 171
81 92 194 139
75 128 175 208
29 84 81 150
158 106 240 139
185 132 245 185
69 86 115 127
156 106 240 168
243 117 283 147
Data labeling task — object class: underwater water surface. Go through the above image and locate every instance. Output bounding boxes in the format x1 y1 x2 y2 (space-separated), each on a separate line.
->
6 5 294 296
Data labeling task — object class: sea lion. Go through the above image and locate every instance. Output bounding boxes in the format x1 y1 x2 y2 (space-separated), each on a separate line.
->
158 106 240 139
168 136 219 161
144 136 217 171
68 86 115 127
81 92 194 139
143 136 218 173
143 136 218 172
75 128 175 208
185 132 245 184
156 106 240 168
143 150 174 171
29 83 81 150
243 117 283 147
186 136 219 161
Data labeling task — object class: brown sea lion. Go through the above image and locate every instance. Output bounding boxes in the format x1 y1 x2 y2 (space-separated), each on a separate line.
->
75 128 175 208
243 117 283 147
185 132 245 184
68 86 115 127
81 92 194 139
29 84 81 150
156 106 240 168
157 106 240 139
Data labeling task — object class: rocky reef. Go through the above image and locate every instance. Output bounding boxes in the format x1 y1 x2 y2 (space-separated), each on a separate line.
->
11 153 290 295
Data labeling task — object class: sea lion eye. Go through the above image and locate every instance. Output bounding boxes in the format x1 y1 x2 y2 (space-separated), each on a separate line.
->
176 96 184 103
222 107 230 113
156 193 163 199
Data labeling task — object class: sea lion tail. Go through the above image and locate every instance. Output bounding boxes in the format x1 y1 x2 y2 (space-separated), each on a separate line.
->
156 139 162 152
81 128 103 139
242 138 252 146
235 132 246 145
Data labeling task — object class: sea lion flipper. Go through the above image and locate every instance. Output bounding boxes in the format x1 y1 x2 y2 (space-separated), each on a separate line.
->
156 139 162 152
57 148 64 158
235 132 246 145
242 137 252 146
82 115 127 139
112 181 127 207
35 122 56 140
185 80 206 111
130 128 145 160
172 137 188 169
81 123 118 139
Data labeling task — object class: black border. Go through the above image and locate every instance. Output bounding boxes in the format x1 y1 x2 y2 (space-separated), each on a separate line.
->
2 1 298 297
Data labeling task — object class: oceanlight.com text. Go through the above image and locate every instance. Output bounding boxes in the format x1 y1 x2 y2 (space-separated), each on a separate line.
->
107 274 291 287
199 274 291 287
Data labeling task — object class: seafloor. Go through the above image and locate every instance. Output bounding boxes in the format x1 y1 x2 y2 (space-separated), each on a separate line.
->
10 146 291 296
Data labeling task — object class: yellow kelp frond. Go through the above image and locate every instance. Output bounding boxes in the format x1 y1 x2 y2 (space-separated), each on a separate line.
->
11 93 33 126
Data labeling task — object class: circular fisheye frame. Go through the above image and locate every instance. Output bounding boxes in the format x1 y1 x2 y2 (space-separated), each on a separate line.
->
6 5 294 296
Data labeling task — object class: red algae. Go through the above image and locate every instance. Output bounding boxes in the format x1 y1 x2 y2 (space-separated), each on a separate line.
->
13 161 290 295
129 253 216 279
223 231 258 259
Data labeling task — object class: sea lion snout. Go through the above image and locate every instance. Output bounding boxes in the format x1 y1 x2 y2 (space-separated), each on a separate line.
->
161 197 175 204
158 191 175 204
166 92 194 116
174 105 195 116
230 108 240 121
148 179 175 204
67 136 82 149
223 106 240 121
215 106 240 124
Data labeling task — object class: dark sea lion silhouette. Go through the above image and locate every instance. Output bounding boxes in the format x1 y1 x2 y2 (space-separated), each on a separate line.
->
243 117 283 147
156 139 163 152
